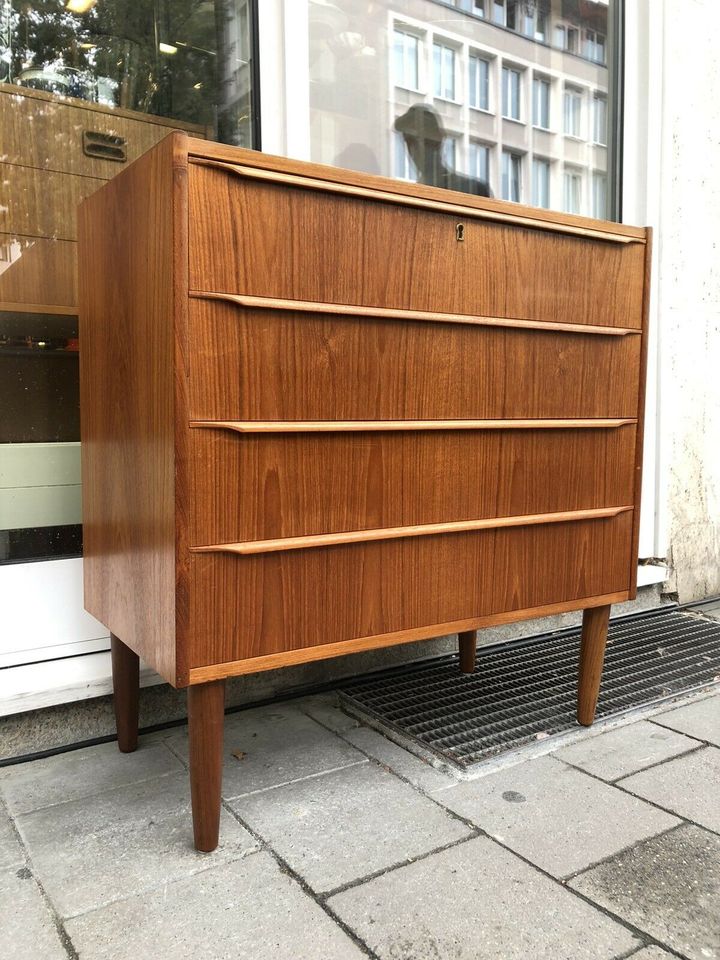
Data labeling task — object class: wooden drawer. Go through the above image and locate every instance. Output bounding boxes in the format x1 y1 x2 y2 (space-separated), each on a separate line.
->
189 424 637 546
188 298 641 421
0 233 77 310
0 86 198 180
0 163 104 241
187 511 634 667
188 162 646 329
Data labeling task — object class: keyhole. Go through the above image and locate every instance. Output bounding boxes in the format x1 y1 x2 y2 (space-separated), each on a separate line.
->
456 223 465 241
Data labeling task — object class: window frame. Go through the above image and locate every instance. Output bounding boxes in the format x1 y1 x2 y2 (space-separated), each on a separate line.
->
393 25 423 93
502 64 522 122
469 51 490 112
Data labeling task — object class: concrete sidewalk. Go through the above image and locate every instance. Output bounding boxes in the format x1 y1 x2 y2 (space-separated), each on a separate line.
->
1 685 718 959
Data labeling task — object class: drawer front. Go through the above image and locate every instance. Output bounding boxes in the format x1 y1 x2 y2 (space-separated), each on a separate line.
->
0 233 76 309
188 299 641 421
188 163 645 329
189 425 637 546
188 511 634 667
0 163 104 241
0 88 196 180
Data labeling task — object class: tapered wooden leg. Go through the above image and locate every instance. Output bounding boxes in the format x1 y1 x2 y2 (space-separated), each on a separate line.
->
459 630 477 674
188 680 226 853
577 605 611 726
110 634 139 753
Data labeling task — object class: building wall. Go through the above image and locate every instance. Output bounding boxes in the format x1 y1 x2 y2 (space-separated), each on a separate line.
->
658 0 720 601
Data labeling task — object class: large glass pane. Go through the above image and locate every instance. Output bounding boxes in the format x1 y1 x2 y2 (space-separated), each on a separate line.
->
0 0 257 565
304 1 618 216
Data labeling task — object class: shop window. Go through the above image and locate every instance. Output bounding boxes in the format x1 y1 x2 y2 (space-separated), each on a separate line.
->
0 0 257 565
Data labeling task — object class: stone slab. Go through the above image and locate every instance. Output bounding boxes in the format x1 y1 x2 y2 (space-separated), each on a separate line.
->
229 761 471 894
16 772 258 919
0 805 24 870
630 949 679 959
342 726 457 793
296 693 362 734
0 866 67 960
167 702 365 799
437 755 679 877
328 835 640 960
652 693 720 747
553 720 698 781
66 852 365 960
0 741 183 817
570 824 720 960
619 746 720 833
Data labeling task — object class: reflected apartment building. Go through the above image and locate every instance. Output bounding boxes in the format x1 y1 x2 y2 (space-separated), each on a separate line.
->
309 0 611 218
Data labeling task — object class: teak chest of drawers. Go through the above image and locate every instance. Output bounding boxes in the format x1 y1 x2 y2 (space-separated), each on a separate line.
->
78 134 651 852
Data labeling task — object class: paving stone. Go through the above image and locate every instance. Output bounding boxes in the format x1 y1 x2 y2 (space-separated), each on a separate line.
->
652 693 720 747
229 762 471 894
618 746 720 832
66 852 365 960
342 726 457 793
553 720 698 781
629 949 678 959
0 805 24 869
0 866 67 960
16 772 258 919
328 836 640 960
296 693 362 734
0 741 183 817
167 702 365 799
437 755 679 878
570 824 720 960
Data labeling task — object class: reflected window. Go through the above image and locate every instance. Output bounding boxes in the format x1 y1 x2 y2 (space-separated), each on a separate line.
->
592 171 608 218
433 41 457 101
564 167 583 213
469 141 490 183
502 65 522 120
394 27 420 90
533 76 550 128
564 86 583 137
532 157 550 208
0 0 257 564
469 53 490 110
593 94 608 145
501 150 522 202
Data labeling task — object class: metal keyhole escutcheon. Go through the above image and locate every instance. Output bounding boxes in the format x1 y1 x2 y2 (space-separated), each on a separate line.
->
456 223 465 241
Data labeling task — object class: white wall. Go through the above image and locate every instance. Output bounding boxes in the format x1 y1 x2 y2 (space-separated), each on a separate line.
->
656 0 720 600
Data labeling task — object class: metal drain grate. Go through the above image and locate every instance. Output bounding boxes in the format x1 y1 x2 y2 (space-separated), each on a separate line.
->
339 608 720 768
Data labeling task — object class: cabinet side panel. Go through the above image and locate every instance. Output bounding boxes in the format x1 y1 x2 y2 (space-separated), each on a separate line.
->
78 133 183 684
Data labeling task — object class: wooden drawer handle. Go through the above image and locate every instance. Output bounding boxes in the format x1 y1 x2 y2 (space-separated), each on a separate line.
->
190 157 645 246
190 291 641 338
191 506 634 556
190 418 637 435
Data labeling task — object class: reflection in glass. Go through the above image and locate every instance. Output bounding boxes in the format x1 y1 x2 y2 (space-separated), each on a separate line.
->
307 0 615 218
0 0 256 563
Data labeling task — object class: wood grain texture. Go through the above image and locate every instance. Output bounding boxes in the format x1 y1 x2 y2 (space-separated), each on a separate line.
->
189 426 637 545
193 159 638 245
192 292 641 337
79 134 185 685
192 507 633 555
0 233 77 310
188 511 634 667
188 591 631 683
0 162 105 241
458 630 477 674
188 680 225 852
110 634 139 753
577 604 611 725
188 300 641 422
187 141 646 242
191 419 636 434
188 164 646 328
0 85 203 180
